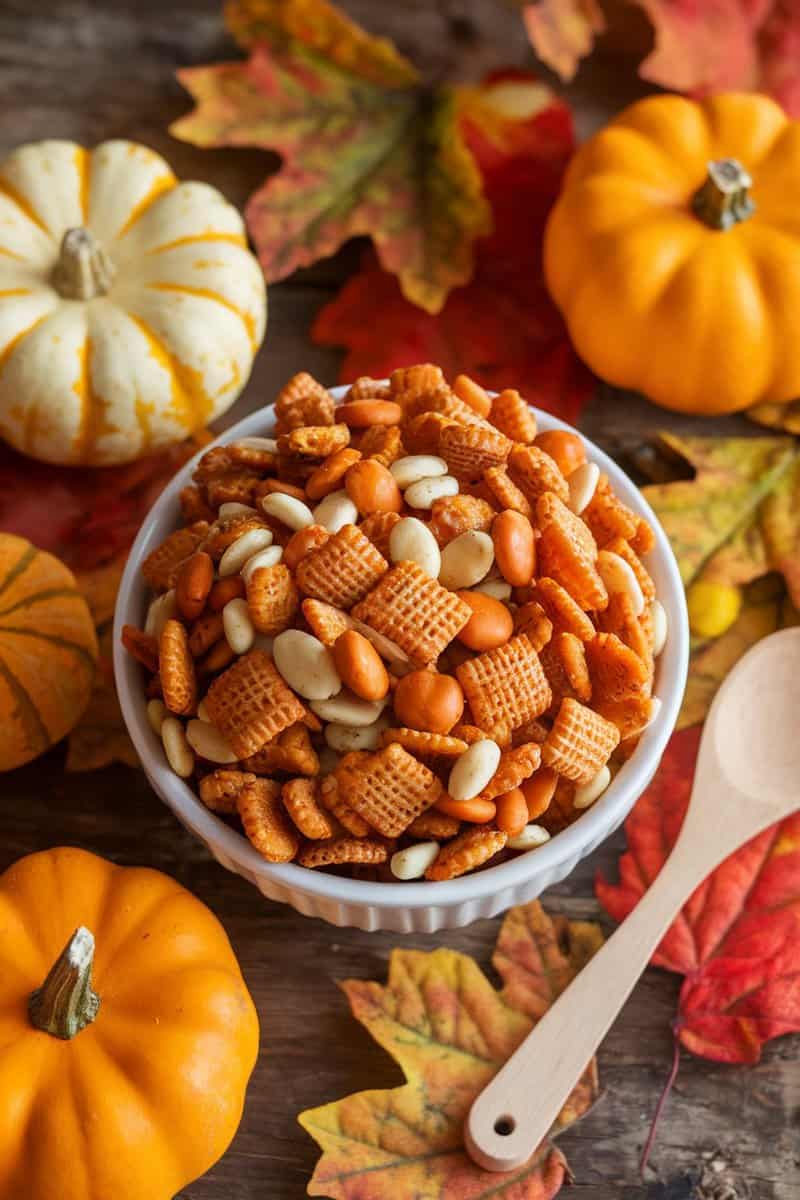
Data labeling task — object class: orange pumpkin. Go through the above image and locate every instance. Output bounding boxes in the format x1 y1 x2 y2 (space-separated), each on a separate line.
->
1 846 260 1200
544 92 800 416
0 533 98 770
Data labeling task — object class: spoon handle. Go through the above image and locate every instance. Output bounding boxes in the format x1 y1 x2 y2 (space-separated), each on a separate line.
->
464 833 708 1174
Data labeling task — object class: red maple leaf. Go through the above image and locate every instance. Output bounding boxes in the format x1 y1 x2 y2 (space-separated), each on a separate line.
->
0 435 207 570
313 73 595 426
597 726 800 1065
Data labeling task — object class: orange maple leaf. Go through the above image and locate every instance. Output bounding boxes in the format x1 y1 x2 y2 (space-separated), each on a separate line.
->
299 900 603 1198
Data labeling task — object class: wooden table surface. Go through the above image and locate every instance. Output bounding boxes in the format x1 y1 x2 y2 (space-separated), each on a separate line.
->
3 3 797 1198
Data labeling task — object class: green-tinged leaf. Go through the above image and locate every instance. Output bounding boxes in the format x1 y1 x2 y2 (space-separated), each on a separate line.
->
299 900 603 1199
225 0 418 87
172 0 491 313
643 434 798 597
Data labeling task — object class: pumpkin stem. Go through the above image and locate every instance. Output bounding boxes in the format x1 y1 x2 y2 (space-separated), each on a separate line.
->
28 926 101 1040
693 158 755 230
52 227 115 300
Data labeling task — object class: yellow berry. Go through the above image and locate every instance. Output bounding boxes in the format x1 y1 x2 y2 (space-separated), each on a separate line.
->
687 580 742 639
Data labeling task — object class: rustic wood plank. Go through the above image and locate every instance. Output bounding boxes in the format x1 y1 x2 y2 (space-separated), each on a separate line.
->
1 2 797 1199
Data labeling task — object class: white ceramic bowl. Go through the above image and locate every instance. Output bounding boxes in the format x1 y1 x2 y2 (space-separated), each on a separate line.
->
114 388 689 932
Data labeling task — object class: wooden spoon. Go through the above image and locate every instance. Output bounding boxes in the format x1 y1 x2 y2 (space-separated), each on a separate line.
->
465 627 800 1173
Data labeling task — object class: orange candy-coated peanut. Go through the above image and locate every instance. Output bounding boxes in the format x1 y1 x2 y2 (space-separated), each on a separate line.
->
521 767 558 819
306 448 362 501
435 795 497 823
492 510 536 587
455 591 514 651
175 551 214 621
452 374 493 418
207 576 245 612
393 669 464 734
332 629 390 701
344 459 403 516
336 399 403 427
283 524 330 571
255 477 307 501
534 430 586 477
495 787 529 836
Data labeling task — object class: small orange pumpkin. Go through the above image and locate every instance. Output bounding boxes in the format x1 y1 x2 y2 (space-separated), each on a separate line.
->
1 846 260 1200
0 533 98 770
545 92 800 416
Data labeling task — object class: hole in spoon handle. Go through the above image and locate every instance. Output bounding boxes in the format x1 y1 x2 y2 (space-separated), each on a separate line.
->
464 1096 545 1173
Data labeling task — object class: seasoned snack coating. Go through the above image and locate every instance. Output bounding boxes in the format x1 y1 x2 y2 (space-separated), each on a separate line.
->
159 619 196 715
199 769 256 813
238 777 301 862
246 563 299 635
282 778 335 840
206 650 307 758
542 698 620 783
425 826 507 881
298 837 389 868
456 635 552 741
337 743 444 837
142 524 208 592
353 562 471 665
297 524 388 610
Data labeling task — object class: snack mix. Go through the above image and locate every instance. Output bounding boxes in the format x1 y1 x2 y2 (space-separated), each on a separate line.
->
125 366 667 882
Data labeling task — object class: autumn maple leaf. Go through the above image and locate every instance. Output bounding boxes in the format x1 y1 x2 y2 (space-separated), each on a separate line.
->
300 900 603 1198
313 73 595 426
521 0 800 116
597 727 800 1066
171 0 493 314
641 433 800 725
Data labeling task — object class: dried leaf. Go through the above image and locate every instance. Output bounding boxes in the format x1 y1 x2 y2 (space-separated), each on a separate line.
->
643 434 800 725
299 899 603 1198
519 0 800 116
597 728 800 1064
172 0 491 313
66 558 138 771
521 0 606 81
0 434 208 570
635 0 800 116
314 74 594 425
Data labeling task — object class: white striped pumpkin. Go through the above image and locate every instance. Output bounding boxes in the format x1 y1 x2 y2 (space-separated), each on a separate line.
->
0 139 267 465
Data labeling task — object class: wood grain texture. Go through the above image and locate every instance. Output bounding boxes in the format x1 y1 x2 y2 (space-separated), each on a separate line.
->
0 2 797 1198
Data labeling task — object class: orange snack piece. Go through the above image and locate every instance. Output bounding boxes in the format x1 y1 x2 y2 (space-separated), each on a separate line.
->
536 493 608 612
542 697 620 783
513 601 553 653
534 430 586 477
393 669 464 734
296 523 388 610
283 524 330 571
439 422 512 481
452 374 493 417
199 769 255 814
489 389 537 444
408 810 461 839
508 444 569 505
122 625 159 673
492 509 535 587
428 494 496 546
495 788 529 836
478 742 541 802
358 510 402 559
521 767 558 820
379 728 468 759
205 649 307 759
188 612 225 658
582 474 638 546
333 630 389 701
142 524 208 592
337 399 402 427
455 591 514 651
208 576 245 612
540 632 592 707
456 634 552 741
301 598 353 646
584 631 651 705
275 371 334 430
298 837 389 869
306 448 362 501
352 562 472 666
356 423 405 466
238 777 300 863
246 563 299 636
344 459 403 515
159 619 197 716
282 778 335 840
535 577 595 640
434 796 497 824
337 743 443 837
483 467 533 518
278 423 350 460
425 826 507 880
175 551 214 621
240 723 319 776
